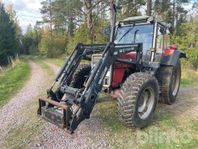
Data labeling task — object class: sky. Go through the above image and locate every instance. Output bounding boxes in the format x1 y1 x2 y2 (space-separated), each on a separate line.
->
1 0 197 33
2 0 42 33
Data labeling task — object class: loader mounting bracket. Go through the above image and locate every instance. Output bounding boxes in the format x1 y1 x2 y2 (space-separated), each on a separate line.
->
38 98 74 133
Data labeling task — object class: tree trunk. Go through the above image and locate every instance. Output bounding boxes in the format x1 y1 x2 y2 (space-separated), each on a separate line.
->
68 16 74 38
173 0 176 28
49 0 53 39
83 0 93 43
84 0 93 30
147 0 152 16
109 0 114 27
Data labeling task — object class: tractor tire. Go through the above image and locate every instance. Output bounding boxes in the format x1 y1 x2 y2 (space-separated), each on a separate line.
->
70 64 91 88
117 72 159 128
158 60 181 105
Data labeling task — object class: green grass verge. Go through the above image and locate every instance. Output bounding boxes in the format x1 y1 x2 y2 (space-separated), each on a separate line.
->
190 120 198 131
47 58 64 66
47 58 91 67
0 61 30 107
181 69 198 86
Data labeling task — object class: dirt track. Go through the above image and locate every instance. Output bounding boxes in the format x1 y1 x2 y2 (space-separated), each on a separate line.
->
159 84 198 122
0 61 198 148
0 61 48 146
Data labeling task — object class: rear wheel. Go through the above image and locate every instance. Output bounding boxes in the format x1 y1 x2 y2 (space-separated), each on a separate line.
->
158 60 181 104
117 72 159 128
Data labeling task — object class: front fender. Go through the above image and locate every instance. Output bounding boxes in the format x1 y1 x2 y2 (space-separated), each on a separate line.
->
160 50 187 66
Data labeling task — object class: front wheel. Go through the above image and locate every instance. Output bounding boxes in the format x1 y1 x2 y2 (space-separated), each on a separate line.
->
117 72 159 128
70 64 91 88
54 64 91 101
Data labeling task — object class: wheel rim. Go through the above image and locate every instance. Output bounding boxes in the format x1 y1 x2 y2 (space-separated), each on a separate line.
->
138 87 155 119
171 68 180 96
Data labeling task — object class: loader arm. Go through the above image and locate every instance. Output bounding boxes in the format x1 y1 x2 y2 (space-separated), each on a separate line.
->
38 42 143 133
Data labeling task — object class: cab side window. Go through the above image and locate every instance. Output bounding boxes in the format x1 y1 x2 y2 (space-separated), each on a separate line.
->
164 34 171 49
156 26 170 53
156 27 163 53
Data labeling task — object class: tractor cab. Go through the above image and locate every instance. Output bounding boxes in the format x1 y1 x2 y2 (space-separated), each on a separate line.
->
92 16 172 90
115 16 155 56
115 16 172 62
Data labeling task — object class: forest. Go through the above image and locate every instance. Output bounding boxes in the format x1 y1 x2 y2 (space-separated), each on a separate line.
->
0 0 198 68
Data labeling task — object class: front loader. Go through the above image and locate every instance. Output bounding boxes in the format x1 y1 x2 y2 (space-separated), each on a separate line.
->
38 3 186 133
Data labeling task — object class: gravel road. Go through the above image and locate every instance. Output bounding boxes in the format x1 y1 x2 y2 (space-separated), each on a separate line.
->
0 61 48 144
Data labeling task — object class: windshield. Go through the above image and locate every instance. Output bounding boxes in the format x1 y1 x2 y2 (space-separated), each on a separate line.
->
114 24 154 54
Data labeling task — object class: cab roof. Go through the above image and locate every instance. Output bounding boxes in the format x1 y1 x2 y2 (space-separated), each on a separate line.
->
119 16 153 25
119 16 171 30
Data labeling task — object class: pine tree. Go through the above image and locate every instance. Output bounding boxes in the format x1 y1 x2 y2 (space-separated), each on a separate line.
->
0 3 19 65
120 0 146 18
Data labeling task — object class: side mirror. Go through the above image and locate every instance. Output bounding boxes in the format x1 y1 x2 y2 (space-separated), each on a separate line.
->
160 27 166 34
103 25 111 38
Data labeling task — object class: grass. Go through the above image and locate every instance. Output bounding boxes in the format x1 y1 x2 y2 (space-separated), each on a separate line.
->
95 97 125 133
181 68 198 86
47 57 91 67
0 60 30 107
47 58 65 67
156 113 176 128
190 120 198 131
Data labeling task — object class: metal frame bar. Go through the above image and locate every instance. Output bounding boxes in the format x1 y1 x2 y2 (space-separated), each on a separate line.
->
39 98 68 110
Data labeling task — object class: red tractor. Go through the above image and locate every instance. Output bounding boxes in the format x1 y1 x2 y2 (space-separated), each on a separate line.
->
38 4 186 133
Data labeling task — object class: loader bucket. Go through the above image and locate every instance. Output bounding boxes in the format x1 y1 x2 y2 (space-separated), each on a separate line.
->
38 98 72 129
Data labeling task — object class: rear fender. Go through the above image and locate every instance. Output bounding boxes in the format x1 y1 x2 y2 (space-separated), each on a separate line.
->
160 50 187 66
